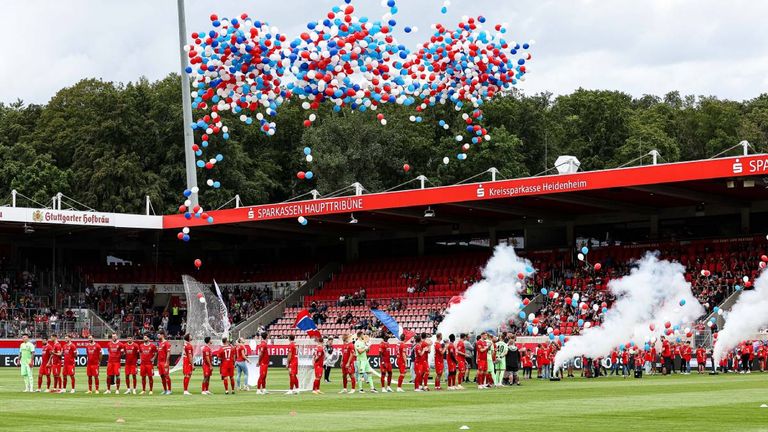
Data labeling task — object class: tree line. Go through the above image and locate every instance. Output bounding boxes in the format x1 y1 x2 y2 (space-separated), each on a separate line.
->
0 75 766 214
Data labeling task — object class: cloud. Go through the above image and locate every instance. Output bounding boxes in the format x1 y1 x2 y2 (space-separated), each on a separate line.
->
2 0 767 104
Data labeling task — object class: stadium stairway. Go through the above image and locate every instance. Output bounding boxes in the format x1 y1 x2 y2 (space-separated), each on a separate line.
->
233 262 340 339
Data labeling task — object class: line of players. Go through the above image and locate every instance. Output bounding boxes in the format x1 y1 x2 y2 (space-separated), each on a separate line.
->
22 329 500 395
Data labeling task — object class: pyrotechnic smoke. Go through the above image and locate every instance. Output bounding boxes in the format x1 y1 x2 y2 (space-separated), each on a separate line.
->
437 245 533 336
554 253 704 370
712 270 768 364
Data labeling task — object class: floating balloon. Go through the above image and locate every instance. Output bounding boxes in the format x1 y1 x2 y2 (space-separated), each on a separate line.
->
577 253 585 261
594 263 602 271
298 216 308 225
581 247 589 255
679 299 686 306
403 163 410 173
194 259 202 269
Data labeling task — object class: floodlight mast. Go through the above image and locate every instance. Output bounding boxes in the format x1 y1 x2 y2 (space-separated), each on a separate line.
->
177 0 199 207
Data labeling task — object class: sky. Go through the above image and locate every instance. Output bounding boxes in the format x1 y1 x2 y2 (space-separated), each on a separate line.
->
2 0 767 105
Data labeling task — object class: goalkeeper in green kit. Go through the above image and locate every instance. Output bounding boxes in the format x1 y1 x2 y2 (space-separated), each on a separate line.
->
354 332 378 393
494 334 508 386
19 334 35 392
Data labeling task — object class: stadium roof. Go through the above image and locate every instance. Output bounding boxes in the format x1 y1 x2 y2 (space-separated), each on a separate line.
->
162 154 768 238
2 154 768 242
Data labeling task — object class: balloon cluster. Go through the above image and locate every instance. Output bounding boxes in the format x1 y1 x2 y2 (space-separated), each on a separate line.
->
182 0 532 185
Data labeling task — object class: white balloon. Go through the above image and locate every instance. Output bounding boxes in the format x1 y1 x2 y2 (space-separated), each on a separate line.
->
191 187 199 194
577 253 585 261
584 322 592 328
207 179 214 186
528 313 535 321
306 155 313 162
743 276 749 282
443 157 449 165
532 327 539 335
182 227 190 234
184 199 191 207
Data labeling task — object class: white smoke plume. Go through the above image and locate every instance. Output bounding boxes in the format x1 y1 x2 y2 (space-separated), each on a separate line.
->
437 244 533 336
554 253 705 370
712 269 768 364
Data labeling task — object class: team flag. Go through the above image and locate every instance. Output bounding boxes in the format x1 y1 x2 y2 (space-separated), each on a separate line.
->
294 309 322 338
370 309 414 341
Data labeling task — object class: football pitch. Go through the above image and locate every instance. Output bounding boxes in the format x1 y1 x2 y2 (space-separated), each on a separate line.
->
0 369 766 432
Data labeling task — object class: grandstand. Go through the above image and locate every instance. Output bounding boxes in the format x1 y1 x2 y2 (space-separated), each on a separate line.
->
2 153 768 342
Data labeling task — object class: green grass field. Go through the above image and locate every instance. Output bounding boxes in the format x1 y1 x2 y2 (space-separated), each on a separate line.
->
0 369 766 432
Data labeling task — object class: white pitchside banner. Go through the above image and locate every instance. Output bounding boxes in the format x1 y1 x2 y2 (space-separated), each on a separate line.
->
0 207 162 229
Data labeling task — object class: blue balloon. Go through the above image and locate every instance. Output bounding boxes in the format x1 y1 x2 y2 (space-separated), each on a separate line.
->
525 266 534 274
184 212 191 220
303 147 312 155
182 234 190 242
602 307 608 313
222 133 229 140
183 189 192 197
207 216 214 224
213 181 221 188
679 299 686 306
540 288 548 295
527 325 534 334
581 246 589 255
559 335 566 343
215 154 224 162
735 285 742 291
518 311 526 319
713 306 720 312
571 299 578 307
196 160 205 168
548 334 555 340
577 319 584 327
305 171 314 179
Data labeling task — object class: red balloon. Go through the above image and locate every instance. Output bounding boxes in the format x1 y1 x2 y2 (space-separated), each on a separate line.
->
649 323 655 331
403 163 410 173
745 280 753 288
664 321 671 329
303 120 312 127
194 259 202 269
297 171 306 179
713 332 718 339
178 205 186 213
517 272 524 280
196 292 204 299
761 255 768 263
523 298 530 306
176 232 184 240
565 297 572 304
594 263 602 271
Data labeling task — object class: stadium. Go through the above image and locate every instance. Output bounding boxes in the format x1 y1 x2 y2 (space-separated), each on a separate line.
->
2 1 768 431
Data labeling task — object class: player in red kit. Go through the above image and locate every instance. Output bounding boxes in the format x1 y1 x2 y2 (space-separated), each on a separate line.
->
84 336 102 394
340 333 356 393
414 333 430 391
49 335 63 393
456 334 468 390
61 336 77 393
157 331 172 395
379 335 393 392
216 337 236 394
201 337 214 395
123 336 139 394
104 333 124 394
396 334 408 392
446 334 458 390
36 336 51 392
433 333 445 390
138 335 157 395
256 332 270 395
696 346 707 374
286 335 299 394
476 333 489 389
182 334 195 395
312 337 325 394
